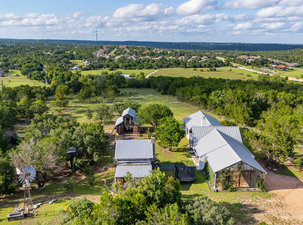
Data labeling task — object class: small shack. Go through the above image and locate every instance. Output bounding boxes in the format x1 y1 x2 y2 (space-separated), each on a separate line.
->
115 108 140 135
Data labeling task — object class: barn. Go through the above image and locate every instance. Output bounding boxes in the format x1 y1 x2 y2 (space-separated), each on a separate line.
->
115 108 140 135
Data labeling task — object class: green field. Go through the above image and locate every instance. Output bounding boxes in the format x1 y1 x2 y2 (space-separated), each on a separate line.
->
80 69 154 76
275 68 303 78
152 67 260 80
0 70 46 90
49 88 221 128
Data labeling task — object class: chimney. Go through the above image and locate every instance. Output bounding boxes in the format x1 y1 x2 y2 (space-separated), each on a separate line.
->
151 136 156 157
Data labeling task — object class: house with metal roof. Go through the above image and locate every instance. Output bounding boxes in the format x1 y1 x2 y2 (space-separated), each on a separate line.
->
183 112 266 191
115 108 140 135
193 126 266 191
114 139 155 182
184 111 221 139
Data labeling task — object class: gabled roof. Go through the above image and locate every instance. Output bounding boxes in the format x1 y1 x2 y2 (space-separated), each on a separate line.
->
115 164 152 178
122 108 136 117
196 129 266 174
183 111 221 131
115 140 154 160
115 116 123 126
192 126 242 147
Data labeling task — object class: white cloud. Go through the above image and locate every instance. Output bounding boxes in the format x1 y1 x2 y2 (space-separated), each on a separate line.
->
176 0 216 16
289 22 303 31
279 0 303 6
176 13 228 25
257 5 303 18
73 11 82 19
234 22 253 30
261 22 285 30
112 3 174 22
0 13 58 26
223 0 278 10
85 16 106 27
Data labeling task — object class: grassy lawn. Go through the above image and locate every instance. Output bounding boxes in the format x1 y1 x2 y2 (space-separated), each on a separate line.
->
0 70 46 90
49 88 222 127
0 199 68 225
152 67 260 80
275 166 303 180
80 69 155 76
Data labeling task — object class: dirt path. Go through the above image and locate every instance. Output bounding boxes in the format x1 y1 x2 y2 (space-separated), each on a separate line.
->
145 70 159 78
252 168 303 224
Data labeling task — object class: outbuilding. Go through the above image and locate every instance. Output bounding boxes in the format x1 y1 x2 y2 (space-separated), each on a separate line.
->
115 108 140 135
114 139 155 182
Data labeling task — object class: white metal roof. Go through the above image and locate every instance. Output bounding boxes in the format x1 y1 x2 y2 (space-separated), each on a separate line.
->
122 108 136 117
184 111 221 131
115 140 154 160
192 126 242 146
115 164 152 178
196 129 266 174
115 116 123 126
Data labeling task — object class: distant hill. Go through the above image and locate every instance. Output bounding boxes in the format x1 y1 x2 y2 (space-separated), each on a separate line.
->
1 39 303 51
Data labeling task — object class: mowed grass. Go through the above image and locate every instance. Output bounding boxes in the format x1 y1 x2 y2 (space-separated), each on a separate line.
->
0 70 46 90
152 67 260 80
80 69 155 76
0 199 68 225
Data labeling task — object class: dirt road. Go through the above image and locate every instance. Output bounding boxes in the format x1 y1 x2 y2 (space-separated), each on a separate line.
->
253 168 303 224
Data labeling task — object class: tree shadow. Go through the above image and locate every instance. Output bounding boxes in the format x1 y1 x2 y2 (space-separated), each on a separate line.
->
221 202 263 224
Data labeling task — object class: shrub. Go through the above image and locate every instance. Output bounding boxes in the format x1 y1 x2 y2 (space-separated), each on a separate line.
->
84 166 95 185
64 177 75 192
229 186 238 192
295 156 303 171
256 176 266 191
220 169 232 190
186 196 235 225
65 198 95 225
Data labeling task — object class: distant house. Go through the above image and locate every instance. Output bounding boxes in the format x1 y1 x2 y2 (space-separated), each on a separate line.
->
183 112 266 191
115 108 140 135
121 74 133 79
276 65 288 71
114 139 155 182
72 66 80 70
183 111 222 140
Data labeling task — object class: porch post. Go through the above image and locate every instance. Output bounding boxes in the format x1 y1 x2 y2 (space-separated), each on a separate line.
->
213 172 217 191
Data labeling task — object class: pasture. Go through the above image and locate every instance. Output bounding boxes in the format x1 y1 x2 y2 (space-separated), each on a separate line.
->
151 67 260 80
0 70 46 90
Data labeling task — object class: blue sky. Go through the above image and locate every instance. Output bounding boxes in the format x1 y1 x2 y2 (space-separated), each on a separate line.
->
0 0 303 43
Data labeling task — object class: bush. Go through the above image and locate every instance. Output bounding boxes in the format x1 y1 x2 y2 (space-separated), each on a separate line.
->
84 166 95 185
65 198 95 225
0 156 15 195
64 177 75 192
228 186 238 192
220 169 232 190
295 156 303 171
186 196 235 225
256 176 266 191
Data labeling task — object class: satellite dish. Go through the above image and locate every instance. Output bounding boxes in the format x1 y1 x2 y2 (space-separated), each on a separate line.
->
18 166 36 188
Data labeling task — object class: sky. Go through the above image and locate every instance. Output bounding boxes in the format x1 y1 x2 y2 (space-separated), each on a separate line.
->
0 0 303 43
